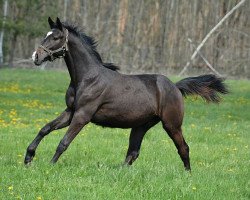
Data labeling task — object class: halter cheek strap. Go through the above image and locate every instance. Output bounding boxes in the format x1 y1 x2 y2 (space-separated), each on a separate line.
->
39 29 69 61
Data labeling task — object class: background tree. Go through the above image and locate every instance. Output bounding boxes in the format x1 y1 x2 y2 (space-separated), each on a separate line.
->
0 0 8 67
0 0 249 78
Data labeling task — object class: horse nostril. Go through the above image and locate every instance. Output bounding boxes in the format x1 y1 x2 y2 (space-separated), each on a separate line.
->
35 53 38 61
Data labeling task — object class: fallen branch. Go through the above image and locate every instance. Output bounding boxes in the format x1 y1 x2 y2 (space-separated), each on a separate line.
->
178 0 246 76
13 58 33 64
188 38 222 77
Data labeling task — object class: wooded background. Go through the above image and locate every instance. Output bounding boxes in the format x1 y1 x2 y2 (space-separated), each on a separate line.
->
0 0 249 78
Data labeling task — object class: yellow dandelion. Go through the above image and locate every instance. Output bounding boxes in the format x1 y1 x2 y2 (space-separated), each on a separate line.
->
37 196 42 200
8 185 13 190
198 161 205 166
15 195 22 199
191 124 195 128
192 186 197 190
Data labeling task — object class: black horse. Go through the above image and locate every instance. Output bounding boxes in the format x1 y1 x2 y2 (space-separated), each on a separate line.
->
25 17 228 170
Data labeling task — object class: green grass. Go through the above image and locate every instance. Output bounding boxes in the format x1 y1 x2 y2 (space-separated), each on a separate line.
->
0 68 249 200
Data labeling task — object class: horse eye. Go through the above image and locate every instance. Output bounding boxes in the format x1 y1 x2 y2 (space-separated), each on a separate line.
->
53 36 59 40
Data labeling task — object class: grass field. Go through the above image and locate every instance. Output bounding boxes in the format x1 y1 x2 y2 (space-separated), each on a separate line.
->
0 68 249 200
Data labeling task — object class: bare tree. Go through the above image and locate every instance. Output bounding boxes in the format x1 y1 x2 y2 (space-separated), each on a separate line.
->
179 0 247 76
0 0 8 66
1 0 249 78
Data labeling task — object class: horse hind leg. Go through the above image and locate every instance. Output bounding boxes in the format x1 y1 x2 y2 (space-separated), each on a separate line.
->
159 86 190 170
124 119 159 165
163 124 191 171
124 127 145 165
160 100 190 170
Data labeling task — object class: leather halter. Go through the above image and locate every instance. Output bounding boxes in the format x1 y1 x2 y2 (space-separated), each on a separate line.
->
39 29 69 61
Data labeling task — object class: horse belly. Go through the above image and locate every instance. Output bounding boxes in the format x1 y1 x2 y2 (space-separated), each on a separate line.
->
91 102 156 128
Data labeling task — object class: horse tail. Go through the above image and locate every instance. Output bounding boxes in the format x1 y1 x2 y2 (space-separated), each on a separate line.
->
175 74 228 103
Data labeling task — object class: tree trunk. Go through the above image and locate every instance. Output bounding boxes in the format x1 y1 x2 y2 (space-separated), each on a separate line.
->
8 31 18 67
0 0 8 67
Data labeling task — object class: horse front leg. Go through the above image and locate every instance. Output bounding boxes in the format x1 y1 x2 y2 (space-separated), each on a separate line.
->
24 108 73 164
50 110 90 163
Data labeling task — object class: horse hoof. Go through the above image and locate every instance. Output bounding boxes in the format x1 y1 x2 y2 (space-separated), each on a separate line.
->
24 158 32 165
122 162 129 167
185 167 191 172
24 153 35 165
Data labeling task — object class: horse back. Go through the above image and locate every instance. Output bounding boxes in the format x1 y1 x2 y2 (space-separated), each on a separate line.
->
91 73 181 128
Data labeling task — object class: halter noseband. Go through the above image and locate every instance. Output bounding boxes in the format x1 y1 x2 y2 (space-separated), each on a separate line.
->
39 29 69 61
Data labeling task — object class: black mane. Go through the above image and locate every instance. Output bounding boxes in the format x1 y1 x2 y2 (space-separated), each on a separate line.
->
62 22 119 71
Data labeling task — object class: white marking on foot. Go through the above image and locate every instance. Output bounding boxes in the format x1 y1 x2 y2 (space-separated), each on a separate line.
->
32 51 36 61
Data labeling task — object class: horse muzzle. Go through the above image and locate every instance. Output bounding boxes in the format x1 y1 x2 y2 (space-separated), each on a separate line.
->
32 49 50 66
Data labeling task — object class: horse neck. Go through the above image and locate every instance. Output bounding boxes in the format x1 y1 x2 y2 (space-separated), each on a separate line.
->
64 34 100 86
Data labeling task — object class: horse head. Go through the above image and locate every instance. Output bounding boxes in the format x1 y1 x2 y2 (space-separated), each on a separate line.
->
32 17 68 66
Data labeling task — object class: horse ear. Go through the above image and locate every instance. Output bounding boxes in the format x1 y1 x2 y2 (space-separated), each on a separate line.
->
56 17 63 31
48 17 55 29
